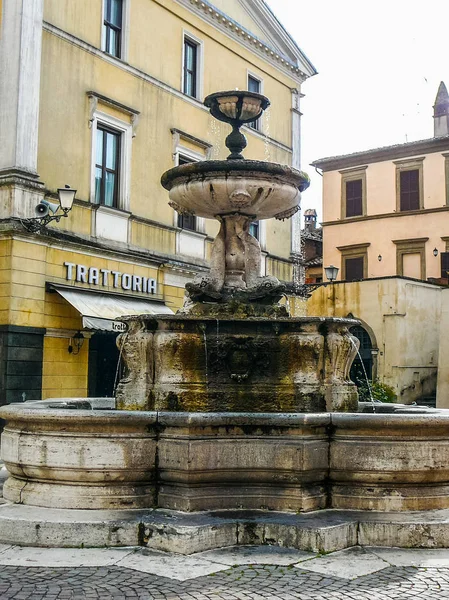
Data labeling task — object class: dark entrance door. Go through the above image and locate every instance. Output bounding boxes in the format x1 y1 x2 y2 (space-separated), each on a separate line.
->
88 332 121 397
349 325 373 384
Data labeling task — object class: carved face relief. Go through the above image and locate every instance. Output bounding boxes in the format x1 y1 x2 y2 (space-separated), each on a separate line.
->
229 189 252 208
209 337 270 383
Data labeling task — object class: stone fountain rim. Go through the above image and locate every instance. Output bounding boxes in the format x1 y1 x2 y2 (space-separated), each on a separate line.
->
2 406 448 428
118 315 360 324
0 405 157 425
160 159 310 191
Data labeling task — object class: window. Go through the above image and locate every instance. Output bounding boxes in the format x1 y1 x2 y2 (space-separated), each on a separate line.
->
249 221 259 240
345 179 363 217
394 157 424 212
95 125 120 207
338 242 370 280
247 75 261 131
443 153 449 205
345 257 364 281
183 38 198 98
103 0 122 58
441 252 449 279
340 166 367 218
399 169 419 211
176 154 197 231
393 237 428 280
89 104 133 211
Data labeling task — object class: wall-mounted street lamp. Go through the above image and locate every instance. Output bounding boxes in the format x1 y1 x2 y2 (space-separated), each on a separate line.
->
378 254 382 262
433 248 439 257
68 331 85 355
21 186 77 234
324 265 339 282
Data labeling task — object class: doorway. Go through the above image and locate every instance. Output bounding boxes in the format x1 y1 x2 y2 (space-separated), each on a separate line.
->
349 325 373 384
88 332 122 397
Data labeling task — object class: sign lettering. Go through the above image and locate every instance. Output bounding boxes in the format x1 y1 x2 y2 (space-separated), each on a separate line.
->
64 262 157 294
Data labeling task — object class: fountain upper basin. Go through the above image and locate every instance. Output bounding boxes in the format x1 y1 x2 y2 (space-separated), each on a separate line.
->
161 159 310 220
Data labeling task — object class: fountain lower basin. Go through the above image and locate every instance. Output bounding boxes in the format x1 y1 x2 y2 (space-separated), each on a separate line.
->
2 407 449 515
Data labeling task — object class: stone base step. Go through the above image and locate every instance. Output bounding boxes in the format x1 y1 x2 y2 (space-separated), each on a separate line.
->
2 503 449 553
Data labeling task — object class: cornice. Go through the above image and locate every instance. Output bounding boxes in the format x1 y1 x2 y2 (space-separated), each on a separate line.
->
312 136 449 172
173 0 311 83
322 205 449 227
241 0 317 75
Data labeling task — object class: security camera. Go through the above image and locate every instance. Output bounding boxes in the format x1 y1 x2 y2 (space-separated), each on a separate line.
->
35 199 59 217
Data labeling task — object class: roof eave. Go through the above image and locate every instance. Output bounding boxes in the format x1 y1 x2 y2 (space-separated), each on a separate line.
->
312 135 449 172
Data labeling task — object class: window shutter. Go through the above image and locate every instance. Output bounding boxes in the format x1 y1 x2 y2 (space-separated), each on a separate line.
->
345 256 364 281
400 170 420 211
441 252 449 279
345 179 363 217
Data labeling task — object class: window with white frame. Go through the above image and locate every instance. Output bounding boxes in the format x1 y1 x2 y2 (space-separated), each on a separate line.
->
95 125 120 207
177 154 196 231
90 111 132 211
182 33 203 100
249 221 259 240
247 74 262 131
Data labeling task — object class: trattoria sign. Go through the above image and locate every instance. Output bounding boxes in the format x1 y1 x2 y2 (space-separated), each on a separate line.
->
64 262 157 294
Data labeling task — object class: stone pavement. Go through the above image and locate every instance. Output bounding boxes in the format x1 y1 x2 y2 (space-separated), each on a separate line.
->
1 544 449 599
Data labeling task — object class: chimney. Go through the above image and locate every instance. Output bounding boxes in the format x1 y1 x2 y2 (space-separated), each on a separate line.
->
433 81 449 137
304 208 317 231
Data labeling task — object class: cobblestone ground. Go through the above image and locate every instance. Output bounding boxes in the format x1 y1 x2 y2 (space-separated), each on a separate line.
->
2 564 449 599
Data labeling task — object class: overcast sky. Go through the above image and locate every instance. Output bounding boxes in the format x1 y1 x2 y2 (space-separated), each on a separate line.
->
266 0 449 222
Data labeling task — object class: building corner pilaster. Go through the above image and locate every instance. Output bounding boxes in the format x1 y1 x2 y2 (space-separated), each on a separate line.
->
0 0 45 219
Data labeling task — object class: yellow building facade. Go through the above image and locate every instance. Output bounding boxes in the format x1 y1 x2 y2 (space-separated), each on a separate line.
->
0 0 316 403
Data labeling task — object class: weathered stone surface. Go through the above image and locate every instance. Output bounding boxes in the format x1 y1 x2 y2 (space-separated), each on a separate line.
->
330 413 449 511
116 316 359 413
4 408 449 517
0 407 158 509
156 412 330 512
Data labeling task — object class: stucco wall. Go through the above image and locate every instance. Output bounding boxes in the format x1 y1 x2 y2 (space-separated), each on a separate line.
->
307 277 441 403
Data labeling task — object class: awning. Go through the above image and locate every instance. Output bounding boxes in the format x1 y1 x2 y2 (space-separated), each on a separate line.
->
51 286 173 331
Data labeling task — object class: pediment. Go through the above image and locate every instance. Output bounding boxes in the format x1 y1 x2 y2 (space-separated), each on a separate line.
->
175 0 316 80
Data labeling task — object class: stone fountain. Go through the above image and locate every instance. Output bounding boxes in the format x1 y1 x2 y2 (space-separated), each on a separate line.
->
116 90 359 414
2 91 449 552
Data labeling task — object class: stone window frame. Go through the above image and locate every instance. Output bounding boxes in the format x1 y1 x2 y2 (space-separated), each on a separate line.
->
339 166 367 219
394 157 425 212
337 243 370 280
442 153 449 206
170 130 211 234
89 107 133 212
181 30 204 101
393 237 428 280
246 70 264 133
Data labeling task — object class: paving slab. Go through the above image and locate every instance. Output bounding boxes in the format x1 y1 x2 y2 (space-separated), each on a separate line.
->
194 544 315 565
295 546 391 580
369 546 449 567
0 546 133 567
116 547 230 581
